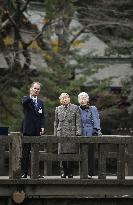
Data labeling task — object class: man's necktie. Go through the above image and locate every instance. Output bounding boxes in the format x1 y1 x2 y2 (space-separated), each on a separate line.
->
32 97 38 108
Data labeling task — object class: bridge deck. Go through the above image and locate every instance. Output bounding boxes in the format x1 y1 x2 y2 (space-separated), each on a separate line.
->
0 176 133 199
1 175 133 180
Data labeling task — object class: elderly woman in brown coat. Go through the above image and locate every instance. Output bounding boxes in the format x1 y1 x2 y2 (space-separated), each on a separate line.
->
54 93 81 178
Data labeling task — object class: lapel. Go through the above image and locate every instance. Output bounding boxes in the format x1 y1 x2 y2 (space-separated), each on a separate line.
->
31 97 35 111
59 105 66 121
37 99 41 108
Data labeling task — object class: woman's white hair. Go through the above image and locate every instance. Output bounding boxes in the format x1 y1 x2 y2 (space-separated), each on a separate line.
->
78 92 89 101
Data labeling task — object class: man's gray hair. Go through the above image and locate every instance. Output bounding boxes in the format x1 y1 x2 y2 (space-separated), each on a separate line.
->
78 92 89 101
31 82 42 88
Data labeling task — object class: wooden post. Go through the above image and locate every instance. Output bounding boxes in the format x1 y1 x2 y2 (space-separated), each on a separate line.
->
9 133 22 179
126 144 133 176
0 144 5 175
80 143 88 179
9 142 12 179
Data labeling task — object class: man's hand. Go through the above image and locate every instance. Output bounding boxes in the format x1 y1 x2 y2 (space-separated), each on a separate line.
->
30 87 35 96
40 128 45 135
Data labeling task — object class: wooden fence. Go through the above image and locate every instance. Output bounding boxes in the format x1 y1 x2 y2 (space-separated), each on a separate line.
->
0 133 133 180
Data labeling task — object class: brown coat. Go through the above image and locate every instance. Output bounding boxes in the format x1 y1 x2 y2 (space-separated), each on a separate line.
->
54 104 81 153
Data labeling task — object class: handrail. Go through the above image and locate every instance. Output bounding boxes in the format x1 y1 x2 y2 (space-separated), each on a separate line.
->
0 134 132 144
21 135 133 144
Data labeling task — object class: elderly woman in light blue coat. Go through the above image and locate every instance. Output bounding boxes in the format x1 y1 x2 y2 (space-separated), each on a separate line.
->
78 92 102 178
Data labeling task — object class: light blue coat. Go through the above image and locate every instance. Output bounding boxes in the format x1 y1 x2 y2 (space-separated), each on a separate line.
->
79 106 100 137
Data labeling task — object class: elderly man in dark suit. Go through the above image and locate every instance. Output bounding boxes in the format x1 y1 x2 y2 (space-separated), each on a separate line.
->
21 82 45 178
54 93 81 178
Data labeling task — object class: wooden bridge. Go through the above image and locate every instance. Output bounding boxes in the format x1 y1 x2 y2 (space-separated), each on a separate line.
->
0 133 133 204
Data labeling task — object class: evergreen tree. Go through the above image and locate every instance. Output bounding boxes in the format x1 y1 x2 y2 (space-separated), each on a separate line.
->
0 0 133 134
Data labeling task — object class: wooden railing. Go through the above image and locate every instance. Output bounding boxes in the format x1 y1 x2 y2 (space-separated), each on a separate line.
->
0 133 133 180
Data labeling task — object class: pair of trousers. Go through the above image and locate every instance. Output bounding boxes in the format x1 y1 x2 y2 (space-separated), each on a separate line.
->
61 161 73 175
21 143 31 175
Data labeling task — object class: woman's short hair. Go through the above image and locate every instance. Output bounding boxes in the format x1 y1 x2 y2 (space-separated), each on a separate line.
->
59 93 69 100
78 92 89 101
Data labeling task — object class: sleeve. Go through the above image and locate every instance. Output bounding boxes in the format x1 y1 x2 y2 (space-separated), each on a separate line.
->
75 106 82 136
91 106 101 130
54 107 58 136
22 96 32 107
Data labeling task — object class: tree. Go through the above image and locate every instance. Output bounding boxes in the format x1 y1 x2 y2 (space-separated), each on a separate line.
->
75 0 133 55
75 0 133 133
0 0 133 133
0 0 85 131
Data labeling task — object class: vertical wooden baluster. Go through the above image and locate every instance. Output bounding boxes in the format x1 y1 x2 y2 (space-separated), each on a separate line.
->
117 144 125 180
0 144 5 175
31 144 39 179
46 143 52 176
98 143 106 179
9 134 22 179
80 143 88 179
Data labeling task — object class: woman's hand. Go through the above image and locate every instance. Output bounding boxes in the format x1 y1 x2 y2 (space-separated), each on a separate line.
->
98 130 102 136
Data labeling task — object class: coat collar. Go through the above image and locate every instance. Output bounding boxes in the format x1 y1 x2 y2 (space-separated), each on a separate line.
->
59 104 72 120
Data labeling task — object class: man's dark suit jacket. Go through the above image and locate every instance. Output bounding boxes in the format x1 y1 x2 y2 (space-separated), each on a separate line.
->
21 96 45 136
